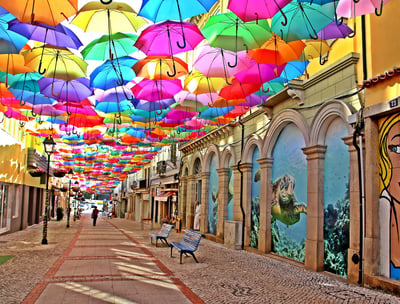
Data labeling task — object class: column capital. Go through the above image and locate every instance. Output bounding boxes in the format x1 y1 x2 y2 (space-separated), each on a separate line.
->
302 145 327 160
257 157 273 168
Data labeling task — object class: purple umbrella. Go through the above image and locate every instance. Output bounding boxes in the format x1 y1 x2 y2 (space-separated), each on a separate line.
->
38 77 93 102
135 20 204 77
8 19 82 49
317 22 354 40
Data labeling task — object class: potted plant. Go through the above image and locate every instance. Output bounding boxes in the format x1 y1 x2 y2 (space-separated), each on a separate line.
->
53 168 67 178
28 168 45 177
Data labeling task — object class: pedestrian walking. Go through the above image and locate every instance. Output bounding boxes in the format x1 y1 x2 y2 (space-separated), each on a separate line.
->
92 206 99 226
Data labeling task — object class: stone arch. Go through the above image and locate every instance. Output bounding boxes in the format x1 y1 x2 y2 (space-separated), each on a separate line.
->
221 144 237 168
262 109 310 158
203 144 220 172
188 152 203 176
309 99 356 146
242 134 263 163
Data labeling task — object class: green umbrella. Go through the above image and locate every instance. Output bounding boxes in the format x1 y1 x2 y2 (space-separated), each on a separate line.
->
271 1 335 42
201 12 272 68
81 32 139 61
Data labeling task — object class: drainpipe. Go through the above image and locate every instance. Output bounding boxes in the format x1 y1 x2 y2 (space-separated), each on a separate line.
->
237 117 245 249
352 116 365 285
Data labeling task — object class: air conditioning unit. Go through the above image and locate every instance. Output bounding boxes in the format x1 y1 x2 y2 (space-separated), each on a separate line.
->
157 161 166 175
130 181 137 190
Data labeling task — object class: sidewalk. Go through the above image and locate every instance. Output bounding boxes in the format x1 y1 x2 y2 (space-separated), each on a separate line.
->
0 213 399 304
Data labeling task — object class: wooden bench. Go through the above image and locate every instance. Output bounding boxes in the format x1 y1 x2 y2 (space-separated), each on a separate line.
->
149 224 174 247
170 229 205 264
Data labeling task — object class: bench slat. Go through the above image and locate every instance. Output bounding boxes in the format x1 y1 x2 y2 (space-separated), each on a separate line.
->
170 229 205 264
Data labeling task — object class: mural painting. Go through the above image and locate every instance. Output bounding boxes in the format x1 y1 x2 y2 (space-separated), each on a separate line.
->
208 153 218 235
379 113 400 280
250 147 260 248
227 158 234 221
271 123 307 262
323 119 350 277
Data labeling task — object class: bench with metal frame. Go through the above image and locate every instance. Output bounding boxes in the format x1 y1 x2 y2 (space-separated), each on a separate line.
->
170 229 205 264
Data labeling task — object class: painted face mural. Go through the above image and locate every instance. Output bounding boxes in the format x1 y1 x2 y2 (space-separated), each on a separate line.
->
379 113 400 280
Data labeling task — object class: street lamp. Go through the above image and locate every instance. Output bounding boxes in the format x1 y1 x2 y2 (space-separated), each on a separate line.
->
41 135 56 245
66 169 73 228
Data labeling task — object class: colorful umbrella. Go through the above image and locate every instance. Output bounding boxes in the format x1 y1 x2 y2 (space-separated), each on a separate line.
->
38 77 93 102
71 2 147 34
81 32 139 61
135 20 203 77
0 19 28 54
317 21 353 39
8 19 82 49
201 12 272 52
337 0 391 18
0 0 78 26
184 71 226 95
90 56 137 90
228 0 292 22
133 55 188 80
271 1 336 41
131 79 182 102
23 45 87 80
234 61 286 85
138 0 218 23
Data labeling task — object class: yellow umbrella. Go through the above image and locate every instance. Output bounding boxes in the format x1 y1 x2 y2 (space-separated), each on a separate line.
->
71 2 147 34
23 45 87 81
303 39 330 65
184 70 226 95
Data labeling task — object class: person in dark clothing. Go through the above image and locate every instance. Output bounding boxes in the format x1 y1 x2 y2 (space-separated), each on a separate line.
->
92 206 99 226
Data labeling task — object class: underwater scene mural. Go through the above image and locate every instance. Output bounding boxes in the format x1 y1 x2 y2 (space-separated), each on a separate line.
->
208 153 218 235
250 147 260 248
271 123 307 262
323 119 349 277
379 113 400 280
227 158 234 221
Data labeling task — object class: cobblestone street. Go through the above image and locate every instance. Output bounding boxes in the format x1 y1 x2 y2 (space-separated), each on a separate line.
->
0 214 399 304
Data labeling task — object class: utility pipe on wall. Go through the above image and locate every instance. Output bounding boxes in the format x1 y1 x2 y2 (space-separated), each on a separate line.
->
237 118 245 249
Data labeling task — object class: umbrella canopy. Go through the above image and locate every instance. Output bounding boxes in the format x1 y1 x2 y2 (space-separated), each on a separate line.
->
0 0 77 26
131 79 183 102
81 32 139 61
0 19 28 54
138 0 218 23
228 0 292 22
90 56 138 90
8 19 82 49
23 45 87 80
317 21 353 39
201 12 272 52
133 55 188 80
71 2 147 34
337 0 391 18
271 1 336 41
38 77 93 102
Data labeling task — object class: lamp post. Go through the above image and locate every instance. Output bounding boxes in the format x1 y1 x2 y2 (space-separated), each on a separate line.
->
66 169 73 228
41 135 56 245
72 181 80 221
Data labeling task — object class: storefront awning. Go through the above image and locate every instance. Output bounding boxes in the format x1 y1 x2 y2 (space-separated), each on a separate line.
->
155 191 176 202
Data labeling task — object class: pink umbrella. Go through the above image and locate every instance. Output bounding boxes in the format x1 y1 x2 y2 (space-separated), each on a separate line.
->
193 44 253 83
234 61 286 86
228 0 292 22
131 79 182 102
135 20 204 77
337 0 391 18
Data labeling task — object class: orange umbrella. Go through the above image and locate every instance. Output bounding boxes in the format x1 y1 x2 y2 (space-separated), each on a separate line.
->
133 55 188 80
1 0 78 26
0 54 35 83
248 34 305 65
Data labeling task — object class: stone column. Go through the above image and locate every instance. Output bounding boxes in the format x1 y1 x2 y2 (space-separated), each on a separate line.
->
179 176 188 227
240 163 253 248
362 118 380 280
201 172 210 233
232 165 243 222
186 176 196 229
257 157 273 253
302 145 327 272
216 168 230 243
342 135 362 283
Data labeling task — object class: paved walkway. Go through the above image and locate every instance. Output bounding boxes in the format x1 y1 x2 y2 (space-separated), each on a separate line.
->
1 212 400 304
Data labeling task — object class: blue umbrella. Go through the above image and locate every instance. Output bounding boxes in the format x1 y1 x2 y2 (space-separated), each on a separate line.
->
0 19 28 54
138 0 218 23
270 60 310 83
90 56 137 90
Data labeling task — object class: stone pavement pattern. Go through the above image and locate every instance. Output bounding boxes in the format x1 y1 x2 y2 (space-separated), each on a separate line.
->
0 213 399 304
